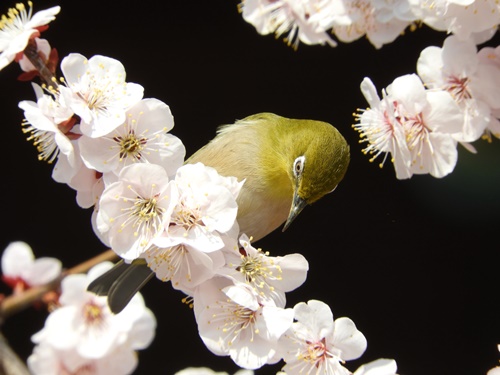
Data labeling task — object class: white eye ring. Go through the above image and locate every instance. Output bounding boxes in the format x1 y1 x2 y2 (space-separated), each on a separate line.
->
328 185 338 194
293 156 306 178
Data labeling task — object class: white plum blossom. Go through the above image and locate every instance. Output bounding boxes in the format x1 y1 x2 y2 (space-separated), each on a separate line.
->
1 241 61 292
240 0 338 49
0 2 60 71
96 163 178 260
387 74 464 177
144 241 226 293
353 77 412 179
143 163 242 292
279 299 367 375
59 53 144 138
319 0 415 49
18 82 76 165
67 155 105 209
51 140 106 209
240 0 500 48
354 74 464 178
477 45 500 140
28 262 155 375
154 163 242 252
218 234 309 307
79 98 185 178
371 0 416 22
241 0 419 49
417 35 500 144
408 0 500 43
353 358 398 375
194 276 294 370
28 341 139 375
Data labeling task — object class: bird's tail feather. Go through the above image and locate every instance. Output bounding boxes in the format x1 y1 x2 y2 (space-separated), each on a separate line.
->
87 260 154 314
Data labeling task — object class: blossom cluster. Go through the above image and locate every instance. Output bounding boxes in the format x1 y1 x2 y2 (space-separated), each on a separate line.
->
241 0 500 180
239 0 500 50
0 2 398 374
1 241 61 294
0 244 156 374
27 262 156 375
353 34 500 179
175 357 399 375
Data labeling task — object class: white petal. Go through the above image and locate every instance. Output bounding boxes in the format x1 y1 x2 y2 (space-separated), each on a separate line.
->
25 6 61 28
332 317 367 361
353 358 398 375
360 77 381 108
22 257 62 286
271 253 308 292
59 274 88 306
223 284 259 311
1 241 34 277
229 334 275 370
260 305 294 340
294 300 334 339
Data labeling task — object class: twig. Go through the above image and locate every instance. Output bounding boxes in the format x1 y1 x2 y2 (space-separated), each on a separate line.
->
0 332 30 375
0 249 118 323
23 39 57 88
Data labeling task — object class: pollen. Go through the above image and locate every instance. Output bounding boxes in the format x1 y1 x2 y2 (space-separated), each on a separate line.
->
235 247 282 295
445 75 472 102
299 337 334 367
82 299 106 327
21 118 59 163
113 129 147 162
118 187 166 242
171 200 203 232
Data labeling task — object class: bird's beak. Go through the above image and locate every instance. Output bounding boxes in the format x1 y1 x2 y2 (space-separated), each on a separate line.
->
282 192 308 232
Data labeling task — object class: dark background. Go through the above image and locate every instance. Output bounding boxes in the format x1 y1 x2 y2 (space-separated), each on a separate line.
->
1 1 500 374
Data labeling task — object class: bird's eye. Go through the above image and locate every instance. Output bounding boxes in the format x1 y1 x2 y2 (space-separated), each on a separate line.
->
293 156 305 178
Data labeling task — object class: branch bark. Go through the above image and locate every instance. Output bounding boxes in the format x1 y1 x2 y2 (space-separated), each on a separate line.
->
0 249 118 322
0 332 30 375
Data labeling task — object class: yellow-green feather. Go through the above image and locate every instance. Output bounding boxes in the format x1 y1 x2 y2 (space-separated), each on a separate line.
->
187 112 349 240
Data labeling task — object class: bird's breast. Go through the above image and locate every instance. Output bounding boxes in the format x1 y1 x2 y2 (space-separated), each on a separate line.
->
235 184 292 242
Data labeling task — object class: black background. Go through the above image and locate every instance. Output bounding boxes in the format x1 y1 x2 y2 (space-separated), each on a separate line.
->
1 1 500 374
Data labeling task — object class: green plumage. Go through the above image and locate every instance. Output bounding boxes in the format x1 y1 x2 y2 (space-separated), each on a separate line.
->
88 112 350 313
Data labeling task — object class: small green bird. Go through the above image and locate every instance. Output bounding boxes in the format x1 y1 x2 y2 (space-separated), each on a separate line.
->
87 112 350 312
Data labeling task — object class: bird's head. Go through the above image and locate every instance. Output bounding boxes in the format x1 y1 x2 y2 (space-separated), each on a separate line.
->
253 113 350 231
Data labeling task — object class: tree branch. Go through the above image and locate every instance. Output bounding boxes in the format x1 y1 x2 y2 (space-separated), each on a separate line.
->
0 332 30 375
0 249 118 323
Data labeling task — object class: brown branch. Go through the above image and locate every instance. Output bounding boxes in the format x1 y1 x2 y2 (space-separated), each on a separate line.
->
22 39 58 88
0 249 118 323
0 332 30 375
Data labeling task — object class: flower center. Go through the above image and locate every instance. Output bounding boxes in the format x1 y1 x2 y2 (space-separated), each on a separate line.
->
301 337 334 366
234 246 282 294
114 130 147 161
237 256 265 283
393 101 431 159
171 200 202 232
82 299 105 326
119 187 166 242
80 86 109 114
133 195 161 222
207 297 260 345
445 75 472 102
